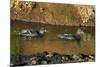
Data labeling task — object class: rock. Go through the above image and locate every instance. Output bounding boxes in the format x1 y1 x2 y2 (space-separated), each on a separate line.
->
61 56 69 63
31 60 37 65
88 59 93 62
85 57 90 61
46 53 53 58
41 60 47 64
77 58 84 62
62 56 65 60
89 55 94 59
72 54 79 60
30 56 36 61
65 57 69 61
11 52 95 65
80 54 89 59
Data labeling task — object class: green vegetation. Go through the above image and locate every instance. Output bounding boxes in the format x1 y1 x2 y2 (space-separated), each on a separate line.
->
11 35 18 55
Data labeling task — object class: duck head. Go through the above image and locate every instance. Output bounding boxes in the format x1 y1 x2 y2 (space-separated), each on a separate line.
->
76 28 84 35
39 27 48 34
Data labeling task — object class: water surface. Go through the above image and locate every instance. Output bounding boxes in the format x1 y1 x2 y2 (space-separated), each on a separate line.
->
11 20 95 56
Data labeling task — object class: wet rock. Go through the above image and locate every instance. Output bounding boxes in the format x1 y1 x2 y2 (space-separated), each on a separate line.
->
80 54 89 59
30 56 36 61
46 58 51 63
62 56 66 60
72 54 79 59
89 55 94 59
11 52 95 65
88 59 93 62
41 60 47 64
72 54 80 62
31 60 37 65
77 58 84 62
46 53 53 58
61 55 69 63
50 54 62 64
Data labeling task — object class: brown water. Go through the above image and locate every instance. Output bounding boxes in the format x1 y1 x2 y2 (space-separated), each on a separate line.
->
11 20 95 56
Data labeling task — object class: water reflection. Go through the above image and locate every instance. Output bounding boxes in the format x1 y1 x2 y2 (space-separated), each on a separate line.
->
11 20 95 56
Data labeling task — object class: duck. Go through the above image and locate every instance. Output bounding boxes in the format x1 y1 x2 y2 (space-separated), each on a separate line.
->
17 27 48 40
57 28 84 42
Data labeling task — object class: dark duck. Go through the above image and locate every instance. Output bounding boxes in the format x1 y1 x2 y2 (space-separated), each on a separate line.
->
16 27 48 40
57 28 84 42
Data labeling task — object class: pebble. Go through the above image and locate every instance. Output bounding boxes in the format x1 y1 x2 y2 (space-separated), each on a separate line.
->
41 60 47 64
30 56 36 61
46 53 53 58
89 55 94 59
62 56 65 60
31 60 37 65
11 52 95 66
72 54 80 60
88 59 93 62
77 58 84 62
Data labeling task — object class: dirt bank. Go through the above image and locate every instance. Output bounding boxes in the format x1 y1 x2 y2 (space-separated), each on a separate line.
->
11 0 95 26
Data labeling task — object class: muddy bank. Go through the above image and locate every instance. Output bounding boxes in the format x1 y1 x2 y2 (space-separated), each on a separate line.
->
11 1 95 26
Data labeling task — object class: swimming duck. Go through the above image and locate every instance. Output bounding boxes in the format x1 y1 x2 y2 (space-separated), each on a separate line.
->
57 28 84 42
17 27 48 40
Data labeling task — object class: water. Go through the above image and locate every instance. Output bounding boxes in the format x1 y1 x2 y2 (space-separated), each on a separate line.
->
11 20 95 56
